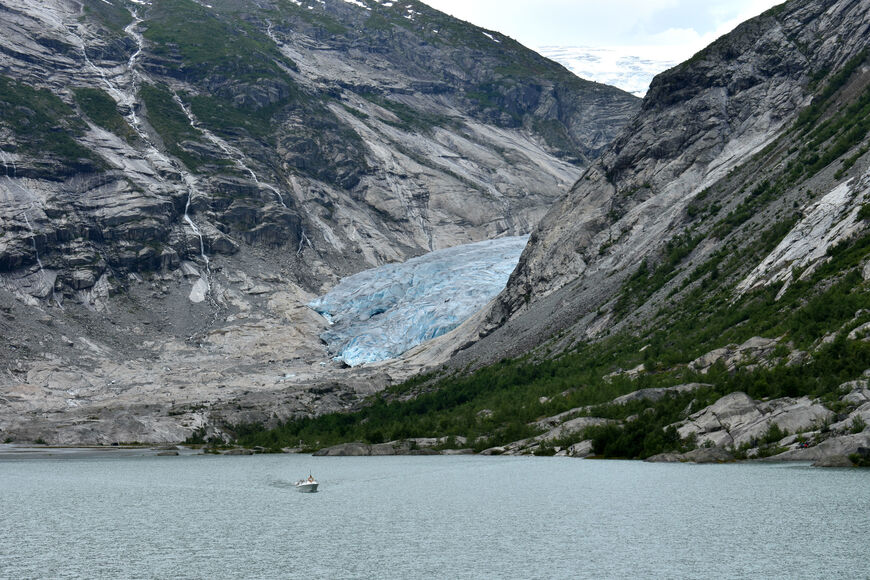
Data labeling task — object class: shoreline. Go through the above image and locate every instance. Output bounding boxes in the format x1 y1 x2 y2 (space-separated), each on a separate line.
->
0 443 201 459
1 442 862 468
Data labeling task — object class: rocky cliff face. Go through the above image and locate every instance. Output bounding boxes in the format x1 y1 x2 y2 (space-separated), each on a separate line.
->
465 0 870 362
0 0 639 443
0 0 638 302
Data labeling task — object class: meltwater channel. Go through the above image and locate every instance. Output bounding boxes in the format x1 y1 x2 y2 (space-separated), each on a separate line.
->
1 454 868 579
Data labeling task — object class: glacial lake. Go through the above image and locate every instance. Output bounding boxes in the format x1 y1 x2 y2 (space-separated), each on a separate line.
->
0 453 868 579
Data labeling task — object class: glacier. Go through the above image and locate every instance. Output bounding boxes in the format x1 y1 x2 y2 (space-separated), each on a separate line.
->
309 235 529 366
537 45 678 97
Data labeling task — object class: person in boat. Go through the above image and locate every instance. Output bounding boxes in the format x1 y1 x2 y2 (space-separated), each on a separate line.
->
307 475 314 482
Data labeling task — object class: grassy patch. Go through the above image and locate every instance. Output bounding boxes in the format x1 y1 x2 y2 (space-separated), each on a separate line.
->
139 83 206 171
189 93 291 139
82 0 132 35
144 0 295 83
614 230 705 315
364 94 456 134
794 50 867 133
73 87 137 143
0 75 100 172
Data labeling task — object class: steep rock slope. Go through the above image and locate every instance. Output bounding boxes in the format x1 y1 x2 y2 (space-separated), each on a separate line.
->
0 0 639 443
470 0 870 359
0 0 639 306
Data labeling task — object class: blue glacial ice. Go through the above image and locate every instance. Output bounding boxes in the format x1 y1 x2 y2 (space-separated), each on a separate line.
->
309 235 529 366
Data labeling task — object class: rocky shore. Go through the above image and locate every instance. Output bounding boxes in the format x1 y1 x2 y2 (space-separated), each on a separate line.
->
302 378 870 468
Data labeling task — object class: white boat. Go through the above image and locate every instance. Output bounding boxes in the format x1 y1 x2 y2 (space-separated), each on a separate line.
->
295 475 318 493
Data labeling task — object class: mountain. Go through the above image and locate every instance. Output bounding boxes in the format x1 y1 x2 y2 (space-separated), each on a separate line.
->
240 0 870 463
0 0 639 443
474 0 870 359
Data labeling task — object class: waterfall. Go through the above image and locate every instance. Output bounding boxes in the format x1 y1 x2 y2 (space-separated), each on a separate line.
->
74 7 215 301
171 92 289 209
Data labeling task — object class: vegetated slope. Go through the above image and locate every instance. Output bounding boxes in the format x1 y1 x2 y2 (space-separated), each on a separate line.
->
237 0 870 463
0 0 639 444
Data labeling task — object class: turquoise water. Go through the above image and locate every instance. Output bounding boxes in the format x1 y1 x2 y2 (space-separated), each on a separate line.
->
0 455 868 579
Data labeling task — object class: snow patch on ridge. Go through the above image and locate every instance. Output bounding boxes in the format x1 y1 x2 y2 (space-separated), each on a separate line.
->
309 236 529 366
341 0 371 10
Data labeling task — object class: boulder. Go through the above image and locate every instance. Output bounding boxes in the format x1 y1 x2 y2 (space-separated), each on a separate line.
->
689 337 779 373
682 447 735 463
677 392 762 445
645 453 684 463
647 448 734 463
841 383 870 405
159 248 180 271
313 442 374 456
812 455 853 468
369 442 403 456
676 393 833 448
180 261 201 279
538 416 613 442
67 268 97 290
532 406 594 430
612 383 708 405
479 446 506 456
773 433 870 462
567 440 594 458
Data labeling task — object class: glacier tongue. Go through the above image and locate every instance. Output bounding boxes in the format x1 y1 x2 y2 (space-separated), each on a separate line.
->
309 235 529 366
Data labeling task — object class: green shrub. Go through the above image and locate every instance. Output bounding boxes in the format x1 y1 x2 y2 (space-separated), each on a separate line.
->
185 427 207 445
74 87 137 142
0 75 99 169
139 83 207 171
761 422 787 445
143 1 294 82
533 445 557 456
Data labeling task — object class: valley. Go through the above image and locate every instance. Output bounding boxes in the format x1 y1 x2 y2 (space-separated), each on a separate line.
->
0 0 638 443
1 0 870 468
238 0 870 466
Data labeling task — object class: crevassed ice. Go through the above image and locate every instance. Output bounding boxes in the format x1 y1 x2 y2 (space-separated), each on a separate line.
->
536 46 679 97
309 235 529 366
